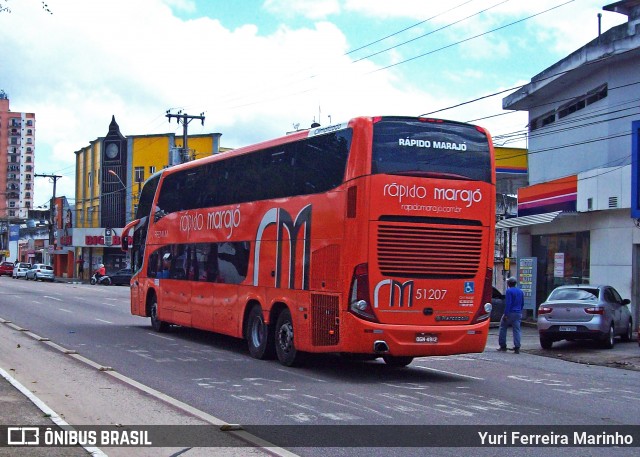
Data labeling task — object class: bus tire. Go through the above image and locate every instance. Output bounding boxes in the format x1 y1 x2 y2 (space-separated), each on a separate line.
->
382 356 414 367
246 305 275 360
275 308 301 367
150 298 169 333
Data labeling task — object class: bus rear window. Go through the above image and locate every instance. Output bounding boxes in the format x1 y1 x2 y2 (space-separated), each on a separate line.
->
372 118 491 183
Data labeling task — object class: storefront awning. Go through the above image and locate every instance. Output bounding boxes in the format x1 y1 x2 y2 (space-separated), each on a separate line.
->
496 210 564 229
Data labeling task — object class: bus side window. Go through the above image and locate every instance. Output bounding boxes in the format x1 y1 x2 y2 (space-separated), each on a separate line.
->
148 251 159 278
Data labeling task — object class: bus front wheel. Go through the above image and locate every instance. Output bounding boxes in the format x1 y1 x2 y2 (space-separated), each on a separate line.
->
246 305 275 360
150 299 169 333
275 309 301 367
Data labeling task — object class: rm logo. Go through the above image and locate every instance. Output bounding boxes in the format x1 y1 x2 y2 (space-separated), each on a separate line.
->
374 279 415 308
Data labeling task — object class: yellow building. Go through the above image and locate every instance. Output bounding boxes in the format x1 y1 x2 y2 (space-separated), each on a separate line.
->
72 116 224 277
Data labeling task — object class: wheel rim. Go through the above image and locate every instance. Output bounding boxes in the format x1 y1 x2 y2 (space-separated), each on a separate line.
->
250 316 265 348
278 322 294 354
608 325 614 346
151 302 158 321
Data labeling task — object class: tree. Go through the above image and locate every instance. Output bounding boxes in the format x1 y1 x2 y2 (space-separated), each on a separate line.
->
0 0 52 14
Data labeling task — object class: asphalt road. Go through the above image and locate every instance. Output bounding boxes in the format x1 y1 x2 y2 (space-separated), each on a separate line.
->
1 277 639 457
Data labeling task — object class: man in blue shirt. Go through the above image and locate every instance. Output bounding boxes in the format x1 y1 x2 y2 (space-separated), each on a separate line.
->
498 277 524 354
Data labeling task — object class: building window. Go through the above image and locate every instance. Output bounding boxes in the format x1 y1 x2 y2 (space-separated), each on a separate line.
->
9 202 15 208
532 231 590 303
9 210 15 217
149 166 156 175
88 172 92 189
27 129 33 135
26 120 33 126
25 202 31 209
530 83 608 131
135 167 144 183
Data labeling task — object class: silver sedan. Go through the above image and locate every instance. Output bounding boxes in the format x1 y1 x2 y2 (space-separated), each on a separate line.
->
25 264 55 282
537 285 633 349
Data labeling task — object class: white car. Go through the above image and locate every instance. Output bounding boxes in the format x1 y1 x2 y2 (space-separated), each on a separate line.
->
12 262 32 279
25 264 55 282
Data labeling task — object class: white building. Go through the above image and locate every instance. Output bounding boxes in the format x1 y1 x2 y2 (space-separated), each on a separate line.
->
499 0 640 324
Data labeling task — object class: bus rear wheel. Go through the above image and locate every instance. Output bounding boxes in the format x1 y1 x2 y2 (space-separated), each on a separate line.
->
150 299 169 333
275 309 301 367
246 305 275 360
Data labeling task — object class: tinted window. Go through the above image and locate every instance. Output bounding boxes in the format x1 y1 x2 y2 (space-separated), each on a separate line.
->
548 288 599 301
147 242 249 284
372 118 491 182
136 174 161 220
155 129 352 215
610 287 623 304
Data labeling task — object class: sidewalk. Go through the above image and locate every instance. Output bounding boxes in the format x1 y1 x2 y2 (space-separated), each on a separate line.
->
0 320 283 457
489 320 640 371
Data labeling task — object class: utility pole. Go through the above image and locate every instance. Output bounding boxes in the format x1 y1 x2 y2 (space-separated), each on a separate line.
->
34 173 62 251
165 110 205 163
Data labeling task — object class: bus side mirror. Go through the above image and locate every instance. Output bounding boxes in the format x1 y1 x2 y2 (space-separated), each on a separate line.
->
121 235 130 252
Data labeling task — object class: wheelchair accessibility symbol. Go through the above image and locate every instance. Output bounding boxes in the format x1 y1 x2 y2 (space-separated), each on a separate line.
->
464 282 475 294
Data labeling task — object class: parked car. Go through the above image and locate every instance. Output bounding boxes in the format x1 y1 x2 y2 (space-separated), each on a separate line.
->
490 287 505 322
25 263 55 282
110 268 132 286
0 261 14 276
537 284 633 349
12 262 31 279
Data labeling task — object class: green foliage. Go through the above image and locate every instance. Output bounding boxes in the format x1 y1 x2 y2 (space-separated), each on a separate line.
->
0 0 53 14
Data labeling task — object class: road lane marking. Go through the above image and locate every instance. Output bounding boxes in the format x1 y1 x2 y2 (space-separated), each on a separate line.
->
44 296 62 301
412 365 484 380
147 332 175 341
276 368 327 382
95 318 113 324
59 309 72 313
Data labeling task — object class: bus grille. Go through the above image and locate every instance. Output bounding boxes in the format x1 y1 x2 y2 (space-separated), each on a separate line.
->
377 224 483 278
311 294 340 346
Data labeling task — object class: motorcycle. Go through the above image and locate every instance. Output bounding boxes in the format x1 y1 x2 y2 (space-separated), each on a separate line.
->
90 273 112 286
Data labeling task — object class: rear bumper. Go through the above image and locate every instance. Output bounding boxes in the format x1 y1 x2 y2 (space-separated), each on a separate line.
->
539 326 604 340
328 313 490 357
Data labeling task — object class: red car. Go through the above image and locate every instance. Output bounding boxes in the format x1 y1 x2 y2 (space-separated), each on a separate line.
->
0 261 14 276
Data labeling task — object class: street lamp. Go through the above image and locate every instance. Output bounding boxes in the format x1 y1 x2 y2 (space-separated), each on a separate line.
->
107 169 126 190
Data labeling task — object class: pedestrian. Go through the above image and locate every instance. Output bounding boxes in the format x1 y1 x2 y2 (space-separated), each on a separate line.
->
497 277 524 354
77 256 84 279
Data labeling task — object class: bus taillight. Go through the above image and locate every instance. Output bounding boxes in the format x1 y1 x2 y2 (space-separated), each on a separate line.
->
472 268 493 324
349 263 378 322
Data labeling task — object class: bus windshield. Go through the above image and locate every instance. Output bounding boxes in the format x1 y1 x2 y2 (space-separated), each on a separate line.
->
372 117 491 183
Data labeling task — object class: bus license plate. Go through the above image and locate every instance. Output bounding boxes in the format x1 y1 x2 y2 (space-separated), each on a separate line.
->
559 326 577 332
415 333 438 343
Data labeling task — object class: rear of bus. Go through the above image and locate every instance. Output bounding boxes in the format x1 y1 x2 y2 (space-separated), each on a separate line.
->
342 116 495 358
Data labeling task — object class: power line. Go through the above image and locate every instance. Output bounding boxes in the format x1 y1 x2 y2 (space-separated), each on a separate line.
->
371 0 575 74
353 0 510 64
345 0 478 56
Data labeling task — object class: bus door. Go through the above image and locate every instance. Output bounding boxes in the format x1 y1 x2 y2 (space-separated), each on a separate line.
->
156 244 192 327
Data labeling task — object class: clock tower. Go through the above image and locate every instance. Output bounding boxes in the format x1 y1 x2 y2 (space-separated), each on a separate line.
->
101 116 127 229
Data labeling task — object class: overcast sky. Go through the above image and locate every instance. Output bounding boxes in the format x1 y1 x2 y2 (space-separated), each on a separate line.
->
0 0 627 207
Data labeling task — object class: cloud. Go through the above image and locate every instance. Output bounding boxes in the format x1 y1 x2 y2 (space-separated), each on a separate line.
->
263 0 341 20
1 0 626 206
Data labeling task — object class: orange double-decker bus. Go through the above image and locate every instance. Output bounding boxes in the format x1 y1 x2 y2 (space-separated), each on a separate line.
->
122 116 495 367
